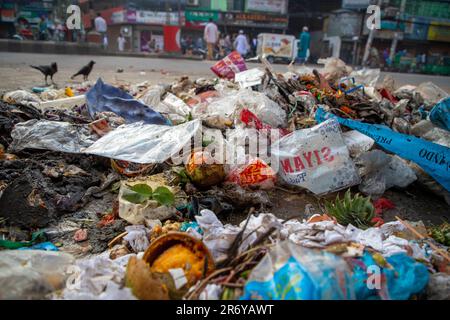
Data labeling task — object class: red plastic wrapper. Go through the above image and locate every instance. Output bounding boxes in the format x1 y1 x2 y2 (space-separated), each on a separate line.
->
240 109 291 139
227 158 277 190
211 51 248 80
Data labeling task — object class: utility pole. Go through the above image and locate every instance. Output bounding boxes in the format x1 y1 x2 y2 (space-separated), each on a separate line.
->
389 0 407 63
362 0 383 66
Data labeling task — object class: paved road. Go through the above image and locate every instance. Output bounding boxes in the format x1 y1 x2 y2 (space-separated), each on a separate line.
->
0 51 449 92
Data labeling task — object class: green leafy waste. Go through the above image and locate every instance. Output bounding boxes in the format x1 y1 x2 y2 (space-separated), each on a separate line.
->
429 223 450 246
122 184 175 207
326 190 375 230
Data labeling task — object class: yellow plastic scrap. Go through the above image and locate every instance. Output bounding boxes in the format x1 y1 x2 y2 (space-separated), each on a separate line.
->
65 87 74 97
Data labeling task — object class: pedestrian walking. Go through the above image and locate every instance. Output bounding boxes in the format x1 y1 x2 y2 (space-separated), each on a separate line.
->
95 13 108 49
117 33 126 52
38 16 49 41
204 18 219 60
297 26 311 64
234 30 249 58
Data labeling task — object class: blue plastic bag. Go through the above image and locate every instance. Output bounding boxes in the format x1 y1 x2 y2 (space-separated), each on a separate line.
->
351 252 429 300
18 242 59 252
241 242 429 300
241 242 356 300
86 78 170 126
430 97 450 132
315 107 450 192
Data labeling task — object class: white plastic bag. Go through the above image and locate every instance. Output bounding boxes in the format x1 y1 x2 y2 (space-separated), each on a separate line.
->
272 119 360 195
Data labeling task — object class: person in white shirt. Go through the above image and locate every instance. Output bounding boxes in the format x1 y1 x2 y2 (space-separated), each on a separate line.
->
95 13 108 49
117 34 126 52
204 18 218 60
234 30 249 58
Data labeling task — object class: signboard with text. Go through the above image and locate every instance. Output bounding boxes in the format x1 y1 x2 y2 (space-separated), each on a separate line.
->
246 0 287 15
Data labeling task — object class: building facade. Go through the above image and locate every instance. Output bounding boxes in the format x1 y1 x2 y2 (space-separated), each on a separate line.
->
323 0 450 73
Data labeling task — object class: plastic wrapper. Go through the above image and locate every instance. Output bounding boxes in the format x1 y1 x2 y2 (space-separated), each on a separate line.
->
272 119 360 195
192 89 287 129
227 158 276 190
415 82 449 107
316 108 450 192
138 85 165 107
9 119 97 153
355 150 417 196
0 250 75 300
342 130 375 157
3 90 41 108
234 89 287 128
317 57 353 82
84 119 201 164
195 210 282 261
234 68 265 88
242 241 429 300
86 78 169 125
211 51 247 80
349 68 380 87
429 97 450 132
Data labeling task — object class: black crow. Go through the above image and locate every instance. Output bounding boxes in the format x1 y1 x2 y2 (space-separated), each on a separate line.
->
30 62 58 85
71 60 96 81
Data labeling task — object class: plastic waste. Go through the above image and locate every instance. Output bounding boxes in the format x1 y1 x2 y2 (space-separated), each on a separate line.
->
355 150 417 196
342 130 375 157
234 68 265 88
9 119 97 153
272 119 360 195
3 90 41 108
426 273 450 300
211 51 247 80
195 209 281 261
18 242 59 252
415 82 449 107
59 252 136 300
317 57 353 82
316 107 450 192
429 97 450 132
234 89 287 128
84 119 201 164
242 241 429 300
349 68 380 87
411 120 450 148
242 241 356 300
86 78 169 125
123 225 151 253
0 250 75 300
227 158 276 190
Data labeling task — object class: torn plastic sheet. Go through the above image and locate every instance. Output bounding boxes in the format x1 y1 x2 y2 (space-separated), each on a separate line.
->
86 78 170 125
9 119 97 153
272 119 360 195
316 108 450 192
84 119 201 164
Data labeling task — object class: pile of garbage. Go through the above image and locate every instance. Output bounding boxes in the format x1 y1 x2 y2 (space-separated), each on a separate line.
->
0 54 449 300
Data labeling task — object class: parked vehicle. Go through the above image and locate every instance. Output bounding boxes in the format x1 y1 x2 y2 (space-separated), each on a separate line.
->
256 33 299 64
